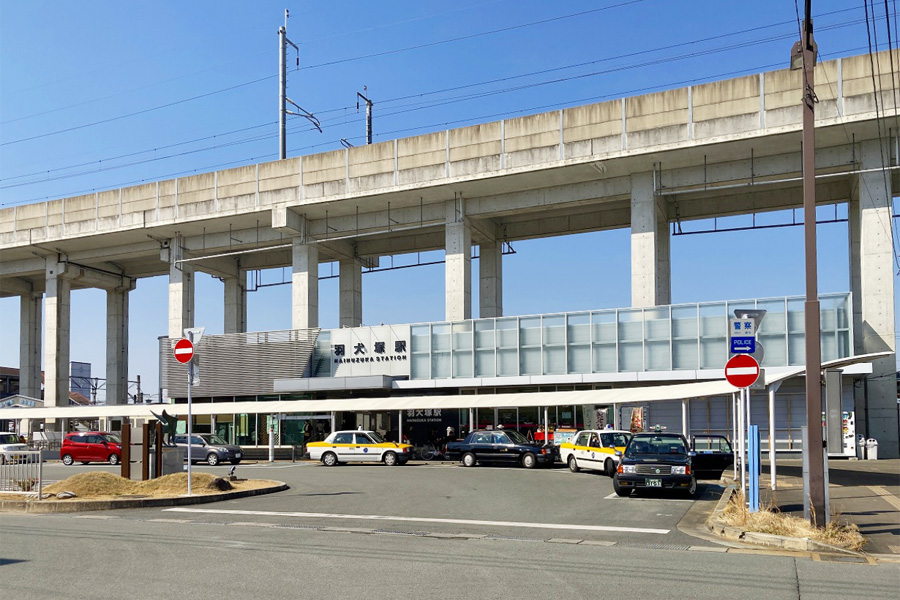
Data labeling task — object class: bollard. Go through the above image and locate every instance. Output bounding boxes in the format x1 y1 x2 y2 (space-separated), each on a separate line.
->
866 438 878 460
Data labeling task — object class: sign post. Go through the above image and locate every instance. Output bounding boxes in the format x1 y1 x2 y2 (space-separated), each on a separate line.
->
725 354 760 499
173 328 204 496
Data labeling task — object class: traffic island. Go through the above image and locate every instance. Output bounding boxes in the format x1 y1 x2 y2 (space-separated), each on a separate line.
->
0 471 288 514
707 484 866 554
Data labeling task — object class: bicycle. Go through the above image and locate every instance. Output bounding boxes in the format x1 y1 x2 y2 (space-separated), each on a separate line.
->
413 443 438 460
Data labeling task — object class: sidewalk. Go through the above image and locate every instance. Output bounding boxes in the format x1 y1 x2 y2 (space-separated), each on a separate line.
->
735 458 900 556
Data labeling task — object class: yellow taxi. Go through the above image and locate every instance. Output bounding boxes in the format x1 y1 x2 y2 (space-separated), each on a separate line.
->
558 429 632 476
307 430 412 466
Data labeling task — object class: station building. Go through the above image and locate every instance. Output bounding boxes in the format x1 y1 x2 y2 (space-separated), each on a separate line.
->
0 51 896 458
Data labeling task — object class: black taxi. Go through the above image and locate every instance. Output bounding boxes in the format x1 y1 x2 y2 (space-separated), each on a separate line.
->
613 429 697 497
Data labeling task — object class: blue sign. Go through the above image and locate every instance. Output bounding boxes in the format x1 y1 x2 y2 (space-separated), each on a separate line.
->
731 337 756 354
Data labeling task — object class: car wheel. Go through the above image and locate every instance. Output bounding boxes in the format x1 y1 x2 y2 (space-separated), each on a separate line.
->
605 458 616 477
462 452 477 467
108 454 119 466
322 452 338 467
229 459 241 465
521 453 537 469
206 453 220 466
685 476 698 498
383 452 398 466
613 476 631 497
567 455 580 473
62 454 74 466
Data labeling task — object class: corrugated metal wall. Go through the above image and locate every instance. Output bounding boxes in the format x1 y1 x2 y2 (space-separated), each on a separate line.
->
160 329 319 398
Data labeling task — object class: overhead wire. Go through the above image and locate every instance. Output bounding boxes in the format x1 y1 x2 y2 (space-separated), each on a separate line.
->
6 44 882 206
1 11 881 191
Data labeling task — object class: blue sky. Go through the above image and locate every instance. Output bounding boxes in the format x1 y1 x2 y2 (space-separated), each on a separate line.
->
0 1 897 400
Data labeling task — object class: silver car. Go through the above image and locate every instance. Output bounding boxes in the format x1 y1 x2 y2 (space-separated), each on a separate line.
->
172 434 243 466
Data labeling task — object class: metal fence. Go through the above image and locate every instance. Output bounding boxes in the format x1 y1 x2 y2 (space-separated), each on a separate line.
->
0 451 43 498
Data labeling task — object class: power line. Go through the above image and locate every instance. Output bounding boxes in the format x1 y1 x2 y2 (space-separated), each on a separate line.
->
2 13 879 190
15 50 878 207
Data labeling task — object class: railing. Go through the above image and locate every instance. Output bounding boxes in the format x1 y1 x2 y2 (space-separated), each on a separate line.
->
0 451 43 499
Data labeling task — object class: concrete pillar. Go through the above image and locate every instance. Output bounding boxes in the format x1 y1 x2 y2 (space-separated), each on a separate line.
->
630 171 671 307
850 139 898 457
168 260 194 339
106 288 130 405
479 240 503 318
224 271 247 334
44 261 71 410
445 198 472 321
292 238 318 329
19 289 42 399
339 259 363 328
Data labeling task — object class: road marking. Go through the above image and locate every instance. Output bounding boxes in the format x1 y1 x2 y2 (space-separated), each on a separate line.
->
163 507 670 535
868 486 900 511
887 545 900 555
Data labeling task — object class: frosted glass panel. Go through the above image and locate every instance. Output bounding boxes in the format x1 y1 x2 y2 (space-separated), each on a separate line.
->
618 310 642 342
568 346 590 373
452 322 473 351
672 306 697 338
645 341 670 371
497 319 518 347
520 317 542 346
431 353 450 378
432 324 450 352
758 334 786 366
453 351 473 378
788 334 805 365
520 347 541 375
700 339 725 369
673 339 698 369
619 342 642 371
498 349 518 376
412 354 430 379
593 344 616 372
475 350 495 377
567 314 590 344
543 346 566 374
543 315 565 345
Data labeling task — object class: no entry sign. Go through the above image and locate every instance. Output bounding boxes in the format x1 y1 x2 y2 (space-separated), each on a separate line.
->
725 354 759 388
173 338 194 364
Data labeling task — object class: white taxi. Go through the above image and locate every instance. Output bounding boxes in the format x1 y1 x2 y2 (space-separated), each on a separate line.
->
307 430 412 466
558 429 632 476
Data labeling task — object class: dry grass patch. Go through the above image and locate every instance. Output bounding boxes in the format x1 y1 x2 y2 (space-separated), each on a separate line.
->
722 490 865 551
31 471 278 501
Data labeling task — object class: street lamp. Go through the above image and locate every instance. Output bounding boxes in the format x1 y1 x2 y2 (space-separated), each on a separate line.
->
790 4 826 526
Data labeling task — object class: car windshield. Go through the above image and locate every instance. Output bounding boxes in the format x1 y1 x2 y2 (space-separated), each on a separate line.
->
368 431 386 443
104 434 122 444
504 430 529 444
0 433 19 444
626 435 687 457
203 434 229 445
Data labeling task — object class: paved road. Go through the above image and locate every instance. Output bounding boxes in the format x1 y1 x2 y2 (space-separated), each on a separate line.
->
3 461 897 599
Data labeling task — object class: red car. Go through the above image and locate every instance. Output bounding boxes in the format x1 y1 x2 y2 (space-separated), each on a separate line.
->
60 432 122 465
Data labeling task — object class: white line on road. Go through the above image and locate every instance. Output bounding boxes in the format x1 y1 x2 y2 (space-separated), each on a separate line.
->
603 493 693 503
163 507 670 535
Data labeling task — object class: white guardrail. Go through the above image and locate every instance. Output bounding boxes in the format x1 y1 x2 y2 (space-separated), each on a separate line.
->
0 451 43 498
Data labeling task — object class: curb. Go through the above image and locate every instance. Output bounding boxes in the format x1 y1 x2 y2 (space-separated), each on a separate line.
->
706 485 863 556
0 481 288 514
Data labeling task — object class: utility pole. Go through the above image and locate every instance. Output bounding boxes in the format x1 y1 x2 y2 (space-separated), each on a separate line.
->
278 9 320 160
791 0 825 526
357 87 373 144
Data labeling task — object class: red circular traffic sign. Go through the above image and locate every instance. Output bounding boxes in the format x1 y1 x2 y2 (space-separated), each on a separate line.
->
725 354 759 388
173 338 194 364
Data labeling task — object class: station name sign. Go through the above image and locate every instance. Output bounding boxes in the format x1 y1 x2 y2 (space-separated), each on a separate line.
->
329 324 412 377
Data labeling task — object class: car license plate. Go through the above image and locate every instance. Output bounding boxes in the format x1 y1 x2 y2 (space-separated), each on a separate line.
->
236 452 242 458
645 478 662 487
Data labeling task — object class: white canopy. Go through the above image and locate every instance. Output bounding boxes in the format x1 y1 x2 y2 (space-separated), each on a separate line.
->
0 352 887 420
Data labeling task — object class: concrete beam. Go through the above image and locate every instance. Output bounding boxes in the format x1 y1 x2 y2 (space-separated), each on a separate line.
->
850 139 897 457
0 276 35 296
631 172 670 307
60 263 133 292
44 260 71 411
272 205 306 235
19 289 42 399
106 288 129 405
445 197 472 321
224 271 247 334
292 237 318 329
